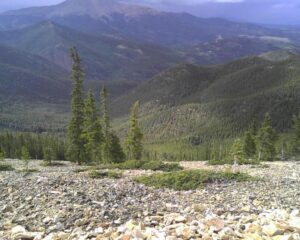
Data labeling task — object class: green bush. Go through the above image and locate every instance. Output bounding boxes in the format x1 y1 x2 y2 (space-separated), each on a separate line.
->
135 170 255 190
117 160 147 169
88 170 122 179
0 164 14 171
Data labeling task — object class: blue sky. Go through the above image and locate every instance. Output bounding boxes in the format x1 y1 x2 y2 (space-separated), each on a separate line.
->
0 0 299 25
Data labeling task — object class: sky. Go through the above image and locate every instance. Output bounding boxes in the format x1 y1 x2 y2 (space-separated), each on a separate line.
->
0 0 299 25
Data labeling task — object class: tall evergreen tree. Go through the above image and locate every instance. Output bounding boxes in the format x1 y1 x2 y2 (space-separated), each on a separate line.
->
67 47 85 165
243 130 256 159
82 90 103 163
99 87 125 163
257 114 278 161
290 111 300 156
125 101 144 160
100 86 112 163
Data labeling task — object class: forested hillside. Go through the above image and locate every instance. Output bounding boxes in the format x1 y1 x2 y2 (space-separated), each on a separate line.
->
112 53 300 145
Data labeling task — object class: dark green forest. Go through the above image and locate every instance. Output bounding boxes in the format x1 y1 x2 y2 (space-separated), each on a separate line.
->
1 49 300 165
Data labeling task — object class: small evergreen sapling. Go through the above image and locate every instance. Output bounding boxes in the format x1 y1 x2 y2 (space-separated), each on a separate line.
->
231 138 245 163
43 147 54 166
257 114 278 161
243 130 256 159
0 149 5 162
21 146 30 170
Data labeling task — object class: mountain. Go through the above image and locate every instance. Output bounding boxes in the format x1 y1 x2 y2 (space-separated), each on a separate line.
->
0 0 287 48
0 44 71 132
0 21 181 81
112 53 300 143
0 44 69 102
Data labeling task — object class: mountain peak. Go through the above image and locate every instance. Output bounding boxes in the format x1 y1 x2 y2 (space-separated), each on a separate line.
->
47 0 159 18
3 0 159 19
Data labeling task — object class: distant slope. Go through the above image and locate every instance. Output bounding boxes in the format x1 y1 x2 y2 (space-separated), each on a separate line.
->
184 36 285 65
0 21 180 81
0 0 285 47
0 44 69 102
112 54 300 142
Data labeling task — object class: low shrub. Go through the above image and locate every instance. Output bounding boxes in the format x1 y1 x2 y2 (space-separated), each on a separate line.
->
0 164 14 171
116 160 183 172
88 170 122 179
208 158 260 166
74 168 89 173
40 161 66 167
135 170 255 190
18 168 39 173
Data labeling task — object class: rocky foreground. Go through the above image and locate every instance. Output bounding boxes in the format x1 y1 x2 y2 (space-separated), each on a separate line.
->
1 160 300 240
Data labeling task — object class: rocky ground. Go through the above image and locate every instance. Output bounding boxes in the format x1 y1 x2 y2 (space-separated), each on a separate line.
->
0 160 300 239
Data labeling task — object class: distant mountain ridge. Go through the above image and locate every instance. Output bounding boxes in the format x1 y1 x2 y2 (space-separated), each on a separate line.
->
0 21 181 81
0 0 288 48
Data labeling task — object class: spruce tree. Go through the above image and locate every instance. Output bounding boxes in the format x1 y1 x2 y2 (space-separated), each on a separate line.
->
82 90 103 163
243 130 256 159
231 138 244 163
100 87 125 163
100 86 112 163
125 101 144 160
257 114 278 161
67 47 85 165
290 112 300 156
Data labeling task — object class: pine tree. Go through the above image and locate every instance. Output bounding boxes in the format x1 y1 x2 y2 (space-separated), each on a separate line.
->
100 86 112 163
67 47 85 165
21 146 30 170
125 101 144 160
231 138 245 163
243 130 256 159
82 90 103 163
290 111 300 156
257 114 278 161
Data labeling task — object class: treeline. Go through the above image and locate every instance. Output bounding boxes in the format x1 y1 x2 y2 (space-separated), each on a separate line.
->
146 111 300 163
208 112 300 163
66 48 143 165
0 132 66 160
